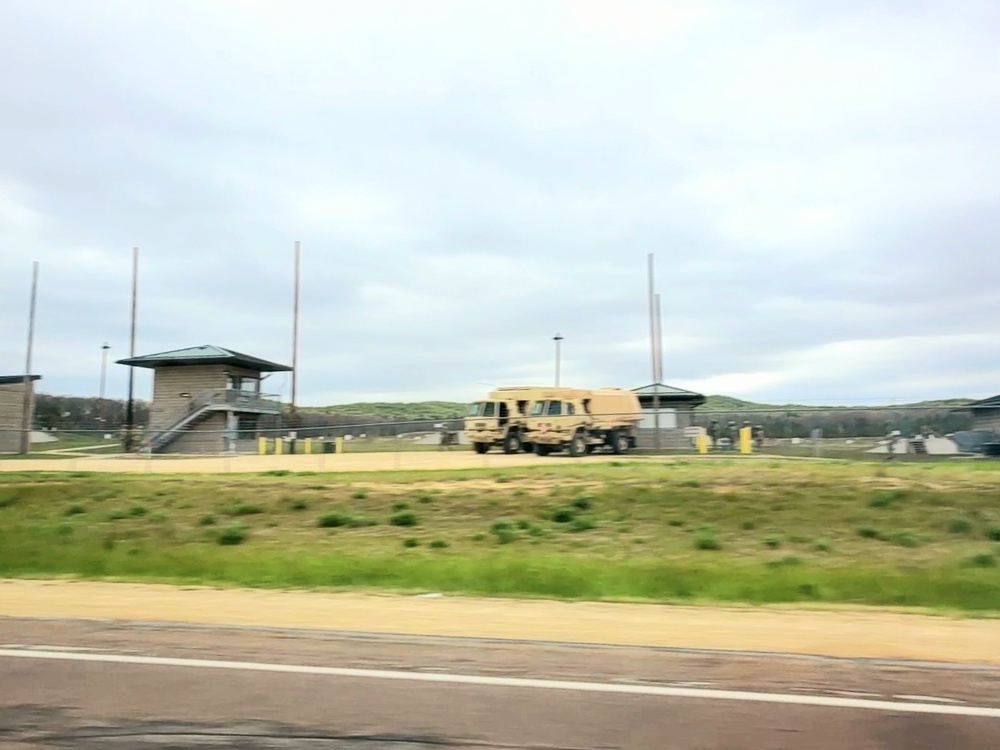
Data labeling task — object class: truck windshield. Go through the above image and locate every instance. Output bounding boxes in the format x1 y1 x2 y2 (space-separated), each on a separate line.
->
467 402 484 416
546 401 563 416
530 401 545 416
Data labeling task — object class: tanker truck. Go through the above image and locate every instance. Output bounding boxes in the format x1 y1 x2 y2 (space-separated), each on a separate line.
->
464 386 582 455
524 387 642 457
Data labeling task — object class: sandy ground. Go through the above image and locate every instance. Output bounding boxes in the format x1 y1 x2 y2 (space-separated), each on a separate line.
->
2 579 997 664
0 451 646 474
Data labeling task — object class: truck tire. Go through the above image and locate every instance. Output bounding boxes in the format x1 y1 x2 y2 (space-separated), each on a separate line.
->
611 430 631 455
473 442 489 455
569 431 587 457
502 431 523 455
534 443 552 456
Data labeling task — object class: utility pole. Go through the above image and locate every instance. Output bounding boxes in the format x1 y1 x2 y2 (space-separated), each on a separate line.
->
123 247 138 452
553 333 563 386
19 261 39 455
647 254 661 451
290 240 301 427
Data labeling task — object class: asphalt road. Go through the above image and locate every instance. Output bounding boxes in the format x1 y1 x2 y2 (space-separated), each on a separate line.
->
2 618 999 749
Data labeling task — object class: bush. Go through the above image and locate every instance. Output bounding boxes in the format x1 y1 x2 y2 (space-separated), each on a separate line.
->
888 530 921 548
390 510 419 527
226 503 264 517
857 526 881 540
967 553 997 568
740 520 756 530
985 526 1000 542
392 502 409 512
291 499 309 511
949 518 974 535
491 520 514 534
764 534 783 549
550 507 576 523
527 524 545 537
129 505 148 517
494 476 511 484
263 469 292 477
681 479 701 488
493 528 517 544
217 523 248 546
515 519 531 530
64 504 87 516
106 509 128 521
869 489 908 508
198 515 216 526
694 533 721 551
317 512 351 528
668 518 686 528
403 538 420 548
814 539 832 553
347 516 378 528
352 489 368 500
429 539 449 549
571 495 593 510
570 516 597 533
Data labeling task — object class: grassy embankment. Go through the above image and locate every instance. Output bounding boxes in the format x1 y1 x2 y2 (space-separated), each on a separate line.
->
1 460 999 611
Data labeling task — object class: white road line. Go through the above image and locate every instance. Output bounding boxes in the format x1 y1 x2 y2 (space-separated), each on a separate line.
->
2 648 999 719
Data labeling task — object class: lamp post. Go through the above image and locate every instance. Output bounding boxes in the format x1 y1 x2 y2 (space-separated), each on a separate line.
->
553 333 563 387
99 343 110 400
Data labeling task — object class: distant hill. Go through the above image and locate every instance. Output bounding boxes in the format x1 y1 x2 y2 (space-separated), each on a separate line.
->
309 401 469 421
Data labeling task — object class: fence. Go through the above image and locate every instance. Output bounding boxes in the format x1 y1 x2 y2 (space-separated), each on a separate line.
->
1 402 995 461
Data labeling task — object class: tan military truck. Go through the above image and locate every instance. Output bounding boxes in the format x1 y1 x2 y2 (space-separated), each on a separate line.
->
465 386 579 455
524 387 642 457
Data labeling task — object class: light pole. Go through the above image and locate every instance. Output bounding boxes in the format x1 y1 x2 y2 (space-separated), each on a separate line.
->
553 333 563 387
99 343 110 400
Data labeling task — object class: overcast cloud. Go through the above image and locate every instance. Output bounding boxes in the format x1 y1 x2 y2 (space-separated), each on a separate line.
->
2 0 999 406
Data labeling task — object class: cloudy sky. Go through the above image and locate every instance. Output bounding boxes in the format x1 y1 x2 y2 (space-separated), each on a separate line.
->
2 0 999 407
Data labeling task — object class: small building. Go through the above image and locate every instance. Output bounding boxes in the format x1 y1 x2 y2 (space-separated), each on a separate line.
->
116 345 291 454
632 383 707 449
0 374 41 454
957 394 1000 434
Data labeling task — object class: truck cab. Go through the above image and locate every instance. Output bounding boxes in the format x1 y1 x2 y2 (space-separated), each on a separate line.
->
464 393 535 454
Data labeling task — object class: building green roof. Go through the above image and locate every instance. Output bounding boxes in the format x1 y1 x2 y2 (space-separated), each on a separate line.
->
0 375 41 385
116 345 292 372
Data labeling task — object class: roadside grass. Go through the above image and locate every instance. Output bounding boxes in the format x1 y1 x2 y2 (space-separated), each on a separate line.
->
2 459 1000 611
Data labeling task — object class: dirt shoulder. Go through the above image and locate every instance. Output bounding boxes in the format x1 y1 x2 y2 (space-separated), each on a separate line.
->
2 579 997 665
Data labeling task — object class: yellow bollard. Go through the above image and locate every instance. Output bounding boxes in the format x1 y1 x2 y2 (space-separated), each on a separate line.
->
304 438 312 455
258 437 268 455
275 438 283 455
335 437 344 454
740 426 752 454
696 434 708 454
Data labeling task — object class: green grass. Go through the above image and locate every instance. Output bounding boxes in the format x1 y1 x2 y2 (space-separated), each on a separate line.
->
2 460 1000 611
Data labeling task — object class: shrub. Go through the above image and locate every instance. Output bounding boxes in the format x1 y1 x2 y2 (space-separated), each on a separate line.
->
106 509 128 521
857 526 881 540
347 516 378 528
764 534 783 549
263 469 292 477
217 523 248 545
493 528 517 544
390 510 419 527
352 489 368 500
515 519 531 530
527 524 545 537
740 520 756 530
472 532 487 542
949 518 974 535
494 476 511 484
814 539 832 553
150 512 169 523
967 553 997 568
888 530 921 548
429 539 449 549
64 504 87 516
226 503 264 516
491 520 515 534
198 515 216 526
869 489 909 508
694 533 721 551
129 505 148 517
570 516 597 533
416 493 434 504
550 507 576 523
681 479 701 488
403 538 420 548
985 526 1000 542
291 499 309 511
668 518 686 528
317 512 352 528
571 495 593 511
392 502 409 512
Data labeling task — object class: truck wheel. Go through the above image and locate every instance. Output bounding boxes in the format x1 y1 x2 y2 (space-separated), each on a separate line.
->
569 431 587 457
612 431 630 455
534 443 552 456
473 442 489 455
502 432 522 454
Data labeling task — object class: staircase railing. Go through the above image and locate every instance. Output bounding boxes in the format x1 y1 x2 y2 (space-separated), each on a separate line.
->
140 390 282 452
